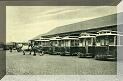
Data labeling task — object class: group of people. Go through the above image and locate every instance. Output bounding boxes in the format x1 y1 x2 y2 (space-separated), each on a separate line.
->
9 42 44 56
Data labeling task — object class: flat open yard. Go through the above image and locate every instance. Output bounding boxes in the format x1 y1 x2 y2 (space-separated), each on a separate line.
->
6 50 117 75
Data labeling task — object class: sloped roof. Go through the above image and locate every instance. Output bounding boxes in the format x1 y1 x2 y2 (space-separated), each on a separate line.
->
31 13 121 40
41 13 117 36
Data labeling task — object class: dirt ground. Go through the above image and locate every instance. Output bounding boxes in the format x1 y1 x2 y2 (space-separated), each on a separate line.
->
6 50 117 75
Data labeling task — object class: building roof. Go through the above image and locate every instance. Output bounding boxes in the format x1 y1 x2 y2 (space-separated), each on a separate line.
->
41 13 117 37
32 12 123 40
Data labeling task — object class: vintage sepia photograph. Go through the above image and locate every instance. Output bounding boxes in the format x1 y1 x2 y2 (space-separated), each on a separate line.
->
5 6 122 75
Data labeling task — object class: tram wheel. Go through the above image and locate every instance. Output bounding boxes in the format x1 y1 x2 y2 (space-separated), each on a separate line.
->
77 52 81 58
60 53 65 56
77 52 85 58
33 54 36 56
94 55 99 60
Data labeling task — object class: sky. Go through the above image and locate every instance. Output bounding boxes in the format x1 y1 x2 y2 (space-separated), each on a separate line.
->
6 6 118 43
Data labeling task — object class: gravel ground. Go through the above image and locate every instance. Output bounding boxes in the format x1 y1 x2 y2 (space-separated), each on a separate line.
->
6 50 117 75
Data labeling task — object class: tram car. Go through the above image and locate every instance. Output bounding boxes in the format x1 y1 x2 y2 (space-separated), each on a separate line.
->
39 38 50 54
95 30 117 60
60 36 79 56
33 39 42 53
77 33 96 58
49 36 62 55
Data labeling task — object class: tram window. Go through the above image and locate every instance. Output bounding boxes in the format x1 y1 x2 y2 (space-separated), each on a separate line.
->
55 41 58 46
96 38 101 46
52 41 57 46
61 41 64 46
99 32 103 34
75 40 79 46
107 31 110 33
52 41 54 46
71 40 74 46
79 39 85 46
55 41 57 44
42 41 44 46
58 41 61 46
64 40 67 47
65 40 70 47
109 38 114 45
112 32 117 34
109 36 115 45
87 38 92 46
64 40 67 46
82 39 85 46
100 39 105 46
79 40 82 46
44 41 46 46
47 42 50 46
50 42 53 46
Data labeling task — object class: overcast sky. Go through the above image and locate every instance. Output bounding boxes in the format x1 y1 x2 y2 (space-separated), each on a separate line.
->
6 6 118 42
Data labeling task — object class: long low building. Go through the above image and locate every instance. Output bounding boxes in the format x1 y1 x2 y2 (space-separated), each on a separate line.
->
31 12 123 40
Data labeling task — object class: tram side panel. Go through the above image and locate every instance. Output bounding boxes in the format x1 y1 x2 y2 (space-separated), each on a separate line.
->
60 46 78 56
87 46 95 57
60 47 70 56
95 46 107 60
49 46 61 55
109 46 117 59
95 46 117 60
42 46 50 54
77 46 95 58
54 46 61 55
70 46 79 55
77 47 86 57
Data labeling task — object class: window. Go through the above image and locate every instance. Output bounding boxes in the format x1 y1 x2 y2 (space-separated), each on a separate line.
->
75 40 79 46
79 39 85 46
109 36 115 45
71 40 74 46
64 40 70 47
100 39 105 46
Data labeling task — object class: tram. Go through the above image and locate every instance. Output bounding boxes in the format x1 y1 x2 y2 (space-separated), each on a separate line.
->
49 36 62 55
77 33 96 58
35 38 50 54
60 36 79 56
95 30 117 60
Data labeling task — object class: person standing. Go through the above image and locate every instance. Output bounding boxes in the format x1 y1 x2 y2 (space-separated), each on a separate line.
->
9 46 13 52
29 42 37 56
33 45 37 56
16 43 23 52
21 44 26 55
29 43 33 55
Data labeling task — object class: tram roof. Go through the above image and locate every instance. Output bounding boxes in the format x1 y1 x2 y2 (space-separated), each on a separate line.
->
97 30 117 33
79 36 95 38
34 40 42 42
96 33 117 37
50 37 62 41
62 36 79 40
35 38 50 41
